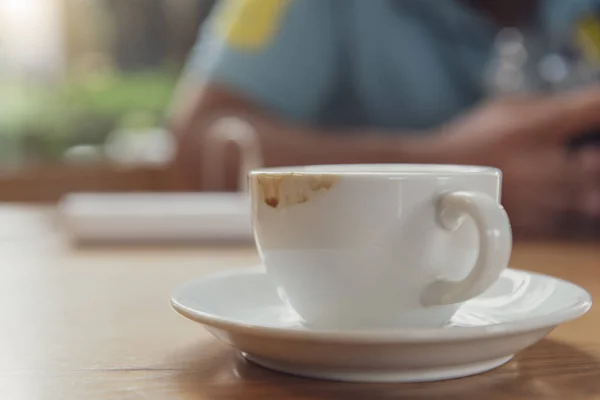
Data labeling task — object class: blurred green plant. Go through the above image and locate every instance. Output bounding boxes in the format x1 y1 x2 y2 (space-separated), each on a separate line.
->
0 68 178 164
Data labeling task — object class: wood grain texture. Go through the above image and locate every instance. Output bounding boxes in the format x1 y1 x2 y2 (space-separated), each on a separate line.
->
0 206 598 399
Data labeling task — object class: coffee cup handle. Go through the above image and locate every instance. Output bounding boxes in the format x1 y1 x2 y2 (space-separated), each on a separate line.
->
421 191 512 306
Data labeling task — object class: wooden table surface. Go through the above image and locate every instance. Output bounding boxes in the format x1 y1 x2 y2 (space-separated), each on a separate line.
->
1 206 599 400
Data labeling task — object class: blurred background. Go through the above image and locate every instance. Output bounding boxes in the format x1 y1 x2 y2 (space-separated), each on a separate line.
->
0 0 598 242
0 0 216 201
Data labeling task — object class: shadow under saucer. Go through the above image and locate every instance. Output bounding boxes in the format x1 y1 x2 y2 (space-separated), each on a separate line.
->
172 339 600 400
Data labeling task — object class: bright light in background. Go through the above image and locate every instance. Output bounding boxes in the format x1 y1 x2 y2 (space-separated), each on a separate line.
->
2 0 36 21
0 0 64 79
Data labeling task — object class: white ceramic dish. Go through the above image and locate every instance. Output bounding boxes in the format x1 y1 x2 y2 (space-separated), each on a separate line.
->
171 267 591 383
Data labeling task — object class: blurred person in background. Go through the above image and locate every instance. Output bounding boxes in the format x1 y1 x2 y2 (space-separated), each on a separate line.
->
169 0 600 238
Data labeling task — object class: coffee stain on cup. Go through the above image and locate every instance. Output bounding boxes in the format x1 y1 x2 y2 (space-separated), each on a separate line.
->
254 174 339 208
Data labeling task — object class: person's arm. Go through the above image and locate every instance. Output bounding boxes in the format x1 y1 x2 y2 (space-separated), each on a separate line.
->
170 74 600 241
170 83 450 190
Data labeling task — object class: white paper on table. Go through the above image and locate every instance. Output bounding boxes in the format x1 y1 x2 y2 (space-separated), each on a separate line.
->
58 192 254 244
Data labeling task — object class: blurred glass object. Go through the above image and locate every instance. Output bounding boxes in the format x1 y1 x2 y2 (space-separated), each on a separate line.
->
105 126 175 167
538 54 572 88
484 28 531 95
63 144 105 165
201 117 264 192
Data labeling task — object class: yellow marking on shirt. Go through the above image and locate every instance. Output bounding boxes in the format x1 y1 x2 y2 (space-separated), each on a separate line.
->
576 15 600 67
217 0 292 51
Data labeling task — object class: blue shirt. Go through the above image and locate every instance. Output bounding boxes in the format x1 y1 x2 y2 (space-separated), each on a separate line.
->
186 0 599 131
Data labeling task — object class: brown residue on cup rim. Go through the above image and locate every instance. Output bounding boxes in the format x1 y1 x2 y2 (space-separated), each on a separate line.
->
254 173 339 208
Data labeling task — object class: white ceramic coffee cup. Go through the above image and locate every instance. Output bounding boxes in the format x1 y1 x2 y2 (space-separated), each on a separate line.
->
249 164 512 329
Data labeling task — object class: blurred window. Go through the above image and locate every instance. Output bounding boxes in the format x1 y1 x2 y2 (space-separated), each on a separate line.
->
0 0 215 170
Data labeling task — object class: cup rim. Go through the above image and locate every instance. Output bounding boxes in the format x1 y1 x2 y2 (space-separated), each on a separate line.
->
249 164 500 177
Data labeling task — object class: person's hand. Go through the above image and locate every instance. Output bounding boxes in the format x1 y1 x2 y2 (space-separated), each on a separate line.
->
437 86 600 238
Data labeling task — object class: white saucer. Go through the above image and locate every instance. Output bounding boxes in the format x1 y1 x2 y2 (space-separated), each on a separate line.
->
171 267 591 383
